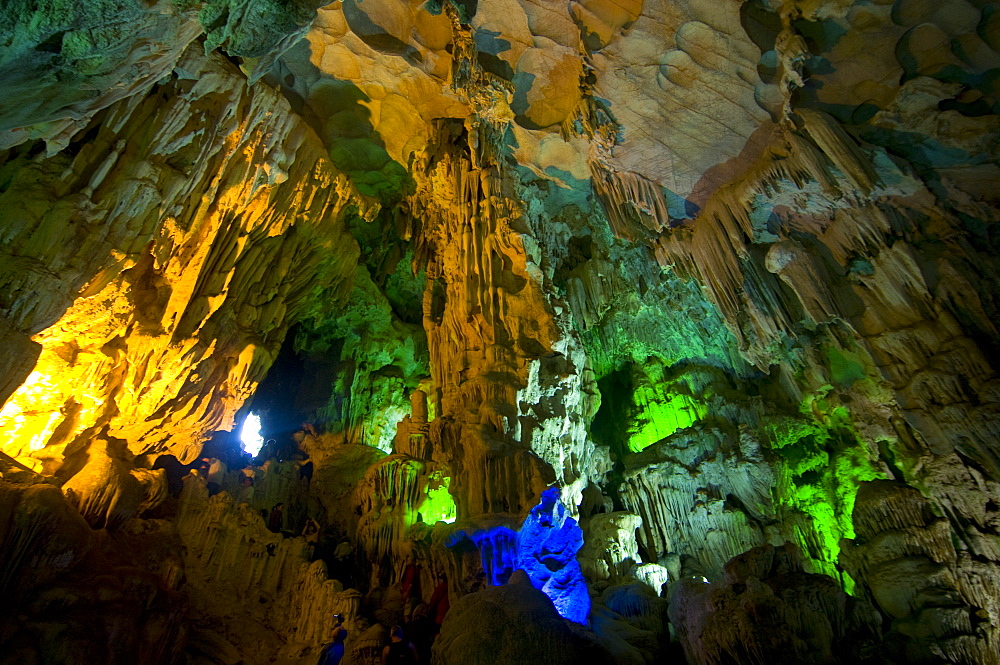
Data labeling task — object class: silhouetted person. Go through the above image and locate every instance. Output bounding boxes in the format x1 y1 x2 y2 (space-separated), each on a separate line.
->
152 455 186 496
255 439 277 465
381 625 418 665
303 518 320 560
401 556 419 595
317 614 347 665
405 608 434 665
268 503 284 533
196 457 211 478
428 580 449 629
330 536 354 586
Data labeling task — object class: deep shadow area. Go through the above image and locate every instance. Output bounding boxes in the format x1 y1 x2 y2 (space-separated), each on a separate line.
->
250 323 338 443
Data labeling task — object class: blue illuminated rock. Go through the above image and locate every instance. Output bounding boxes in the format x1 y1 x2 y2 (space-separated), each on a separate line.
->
517 487 591 625
446 488 591 624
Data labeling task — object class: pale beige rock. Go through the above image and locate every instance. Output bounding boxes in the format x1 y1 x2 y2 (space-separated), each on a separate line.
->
472 0 535 72
579 511 643 582
176 479 361 665
592 0 769 206
619 428 776 578
62 439 168 530
571 0 642 50
513 42 584 129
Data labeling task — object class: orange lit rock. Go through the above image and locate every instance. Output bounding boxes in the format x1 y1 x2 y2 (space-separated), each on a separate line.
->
62 438 169 531
0 46 362 471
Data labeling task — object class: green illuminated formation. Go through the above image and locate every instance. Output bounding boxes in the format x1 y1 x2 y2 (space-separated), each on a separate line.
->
562 231 745 457
628 382 706 452
823 346 868 388
420 469 457 524
292 216 429 451
764 396 886 591
571 249 746 382
564 215 886 596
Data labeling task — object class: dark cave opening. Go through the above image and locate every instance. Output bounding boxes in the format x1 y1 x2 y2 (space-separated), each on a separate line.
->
590 366 635 514
248 324 338 449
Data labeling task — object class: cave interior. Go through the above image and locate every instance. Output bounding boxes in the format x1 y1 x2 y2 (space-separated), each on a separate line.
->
1 0 999 663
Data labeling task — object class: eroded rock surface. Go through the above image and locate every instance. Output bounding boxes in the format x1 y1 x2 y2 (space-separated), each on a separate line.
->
0 0 998 662
0 45 362 471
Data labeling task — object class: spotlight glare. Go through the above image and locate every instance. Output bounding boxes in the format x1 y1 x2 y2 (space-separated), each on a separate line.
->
240 413 264 457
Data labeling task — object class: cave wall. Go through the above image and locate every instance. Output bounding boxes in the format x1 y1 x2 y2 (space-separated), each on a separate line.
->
0 44 363 476
1 0 999 663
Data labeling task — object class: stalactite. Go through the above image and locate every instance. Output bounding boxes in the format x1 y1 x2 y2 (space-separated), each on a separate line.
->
0 0 998 661
590 162 673 240
618 428 773 578
354 454 456 588
0 43 362 472
406 120 565 521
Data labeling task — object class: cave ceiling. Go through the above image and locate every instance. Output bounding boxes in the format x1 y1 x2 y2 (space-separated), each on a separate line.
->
0 0 999 663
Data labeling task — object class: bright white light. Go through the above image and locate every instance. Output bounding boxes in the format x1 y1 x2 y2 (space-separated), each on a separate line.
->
240 413 265 456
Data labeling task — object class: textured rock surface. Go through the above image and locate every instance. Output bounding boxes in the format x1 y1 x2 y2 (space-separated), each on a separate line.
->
842 479 1000 664
670 543 884 665
0 455 186 665
0 0 202 152
0 0 998 662
431 569 604 665
175 477 360 665
0 45 361 471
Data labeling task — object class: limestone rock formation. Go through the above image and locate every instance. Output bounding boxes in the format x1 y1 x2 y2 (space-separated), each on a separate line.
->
670 543 884 665
0 44 362 471
431 569 605 665
0 454 186 665
0 0 998 663
175 477 361 665
843 479 1000 664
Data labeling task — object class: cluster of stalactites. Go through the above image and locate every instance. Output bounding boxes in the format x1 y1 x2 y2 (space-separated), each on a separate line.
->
354 454 455 585
841 479 1000 665
400 118 567 522
0 45 362 474
177 475 361 649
